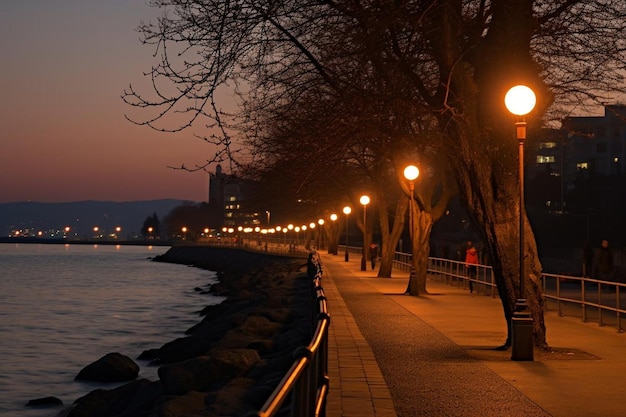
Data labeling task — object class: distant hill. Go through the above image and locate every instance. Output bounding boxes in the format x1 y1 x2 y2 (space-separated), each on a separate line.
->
0 200 192 239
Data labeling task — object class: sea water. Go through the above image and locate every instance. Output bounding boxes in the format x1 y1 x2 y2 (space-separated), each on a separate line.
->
0 243 223 417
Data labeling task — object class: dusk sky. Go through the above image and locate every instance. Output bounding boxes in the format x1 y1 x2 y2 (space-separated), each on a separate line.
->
0 1 225 203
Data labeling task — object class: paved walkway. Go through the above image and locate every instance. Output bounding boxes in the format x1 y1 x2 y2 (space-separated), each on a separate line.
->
321 253 626 417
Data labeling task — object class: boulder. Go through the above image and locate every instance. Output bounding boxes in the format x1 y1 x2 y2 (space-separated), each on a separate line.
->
75 352 139 383
156 335 211 364
67 379 153 417
148 391 207 417
25 396 63 408
208 377 255 416
158 356 216 395
158 349 260 396
239 315 283 338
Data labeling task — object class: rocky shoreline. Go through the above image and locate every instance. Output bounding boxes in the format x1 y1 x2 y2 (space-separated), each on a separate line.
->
47 246 316 417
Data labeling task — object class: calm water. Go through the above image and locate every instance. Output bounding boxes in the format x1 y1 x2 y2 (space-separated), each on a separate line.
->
0 243 223 417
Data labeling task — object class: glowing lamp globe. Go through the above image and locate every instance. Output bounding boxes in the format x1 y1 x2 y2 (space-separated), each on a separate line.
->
343 206 351 215
360 195 370 206
505 85 536 116
404 165 419 181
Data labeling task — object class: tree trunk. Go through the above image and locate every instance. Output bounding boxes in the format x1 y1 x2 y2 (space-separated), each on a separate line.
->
409 209 434 295
327 220 339 256
442 115 547 348
377 191 407 278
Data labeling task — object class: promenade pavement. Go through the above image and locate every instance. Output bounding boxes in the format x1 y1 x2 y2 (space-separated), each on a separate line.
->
320 252 626 417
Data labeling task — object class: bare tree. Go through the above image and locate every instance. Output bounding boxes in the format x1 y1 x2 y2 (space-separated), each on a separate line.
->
125 0 626 348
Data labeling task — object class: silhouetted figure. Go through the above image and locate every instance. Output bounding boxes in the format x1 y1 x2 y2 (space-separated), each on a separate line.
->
583 241 593 277
442 243 450 259
369 243 379 270
596 239 614 281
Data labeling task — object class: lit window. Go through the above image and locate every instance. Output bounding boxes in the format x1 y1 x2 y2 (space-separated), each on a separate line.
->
229 196 236 202
536 155 555 164
577 162 588 170
614 157 619 163
539 142 557 149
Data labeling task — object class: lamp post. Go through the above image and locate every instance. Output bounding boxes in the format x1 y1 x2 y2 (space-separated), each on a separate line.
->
505 84 536 361
318 219 325 249
359 195 370 271
403 165 419 294
343 206 351 262
330 214 338 255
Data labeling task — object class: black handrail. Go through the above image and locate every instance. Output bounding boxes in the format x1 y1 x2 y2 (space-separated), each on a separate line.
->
249 251 330 417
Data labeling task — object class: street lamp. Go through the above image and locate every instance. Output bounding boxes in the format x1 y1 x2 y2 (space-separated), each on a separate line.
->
330 214 338 255
343 206 351 262
318 219 325 249
505 84 536 361
359 195 370 271
404 165 419 294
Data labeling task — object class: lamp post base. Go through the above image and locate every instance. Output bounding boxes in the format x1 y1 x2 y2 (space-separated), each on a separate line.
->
345 250 349 262
511 299 534 361
361 256 366 271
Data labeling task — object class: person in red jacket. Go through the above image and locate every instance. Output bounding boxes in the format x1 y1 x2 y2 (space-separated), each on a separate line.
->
465 242 479 293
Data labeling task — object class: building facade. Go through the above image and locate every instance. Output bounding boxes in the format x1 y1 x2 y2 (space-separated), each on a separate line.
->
208 165 259 227
528 105 626 210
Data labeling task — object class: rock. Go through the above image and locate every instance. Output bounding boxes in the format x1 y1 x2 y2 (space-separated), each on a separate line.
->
155 335 211 364
210 349 261 380
75 352 139 383
158 356 216 395
207 377 255 416
158 349 260 396
68 379 153 417
239 315 283 338
148 391 207 417
137 348 160 361
25 396 63 407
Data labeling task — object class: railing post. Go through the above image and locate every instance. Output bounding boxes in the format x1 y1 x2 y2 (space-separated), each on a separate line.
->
617 285 622 333
582 279 587 322
598 281 603 327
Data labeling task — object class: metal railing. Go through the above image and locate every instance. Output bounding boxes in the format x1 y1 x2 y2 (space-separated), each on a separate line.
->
541 273 626 332
249 251 330 417
393 253 626 333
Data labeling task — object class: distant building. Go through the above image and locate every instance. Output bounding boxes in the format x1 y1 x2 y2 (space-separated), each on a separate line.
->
207 165 259 228
562 105 626 180
527 105 626 211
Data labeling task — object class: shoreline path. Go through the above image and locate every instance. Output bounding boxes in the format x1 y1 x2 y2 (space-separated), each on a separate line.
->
320 253 626 417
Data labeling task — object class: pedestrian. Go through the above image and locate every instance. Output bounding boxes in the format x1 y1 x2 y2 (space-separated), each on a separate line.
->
582 241 593 277
369 243 379 270
442 243 450 259
596 239 613 281
465 242 479 293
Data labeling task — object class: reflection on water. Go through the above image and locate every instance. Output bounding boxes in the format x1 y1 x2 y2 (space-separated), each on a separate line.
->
0 243 223 417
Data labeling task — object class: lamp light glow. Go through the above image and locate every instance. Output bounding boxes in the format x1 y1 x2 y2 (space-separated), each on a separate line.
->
505 85 536 116
404 165 419 181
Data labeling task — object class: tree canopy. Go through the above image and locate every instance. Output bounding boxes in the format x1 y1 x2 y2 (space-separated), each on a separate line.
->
124 0 626 348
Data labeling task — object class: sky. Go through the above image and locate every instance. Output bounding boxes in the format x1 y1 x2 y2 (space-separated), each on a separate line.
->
0 1 223 203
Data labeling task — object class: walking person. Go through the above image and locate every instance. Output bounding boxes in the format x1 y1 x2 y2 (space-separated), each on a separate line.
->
465 242 479 293
596 239 614 281
369 243 379 270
